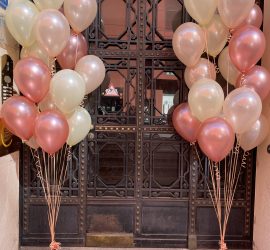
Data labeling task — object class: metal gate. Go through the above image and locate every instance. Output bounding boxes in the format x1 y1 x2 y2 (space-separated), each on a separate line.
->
20 0 257 248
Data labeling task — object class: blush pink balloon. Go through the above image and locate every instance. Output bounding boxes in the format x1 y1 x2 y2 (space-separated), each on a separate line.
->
236 66 270 101
35 110 69 154
57 31 88 69
229 25 266 73
236 4 263 30
14 57 51 103
184 58 216 89
172 22 205 67
172 103 201 143
1 96 37 140
197 117 235 163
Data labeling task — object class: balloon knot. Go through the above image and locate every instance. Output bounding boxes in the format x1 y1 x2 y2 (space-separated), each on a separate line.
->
219 240 227 250
50 241 61 250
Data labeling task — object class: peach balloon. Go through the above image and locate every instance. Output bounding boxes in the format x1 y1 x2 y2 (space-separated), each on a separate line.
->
184 58 216 89
218 0 255 29
35 9 70 57
64 0 97 33
172 22 205 67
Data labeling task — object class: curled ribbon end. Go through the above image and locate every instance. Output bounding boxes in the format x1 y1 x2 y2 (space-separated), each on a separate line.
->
219 240 228 250
49 241 61 250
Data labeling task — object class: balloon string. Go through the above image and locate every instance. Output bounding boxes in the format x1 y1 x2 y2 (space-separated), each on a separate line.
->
203 28 213 79
75 34 79 66
213 57 220 74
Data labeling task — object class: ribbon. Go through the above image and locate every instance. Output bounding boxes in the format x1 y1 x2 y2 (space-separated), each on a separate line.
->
219 240 228 250
49 241 61 250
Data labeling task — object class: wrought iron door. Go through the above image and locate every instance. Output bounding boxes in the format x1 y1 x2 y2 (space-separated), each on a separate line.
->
21 0 257 248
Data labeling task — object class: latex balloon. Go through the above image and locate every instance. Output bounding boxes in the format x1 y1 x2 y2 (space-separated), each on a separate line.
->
66 107 92 146
238 114 269 151
223 87 262 134
35 110 69 154
57 31 88 69
172 103 201 143
14 57 51 103
50 69 86 113
172 22 205 67
1 55 7 71
21 42 52 67
35 9 70 57
1 96 37 140
197 117 235 163
218 46 241 86
183 0 217 26
64 0 97 33
188 78 224 121
229 25 265 73
38 93 58 112
5 0 39 46
75 55 106 94
204 14 229 57
235 4 263 30
184 58 216 89
218 0 255 29
25 136 39 150
33 0 64 10
236 66 270 101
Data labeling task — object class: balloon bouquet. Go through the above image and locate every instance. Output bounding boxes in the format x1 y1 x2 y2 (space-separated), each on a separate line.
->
172 1 268 249
1 0 105 249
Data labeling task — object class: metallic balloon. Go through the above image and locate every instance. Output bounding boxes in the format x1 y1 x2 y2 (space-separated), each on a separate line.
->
64 0 97 33
218 0 255 29
238 114 269 151
172 22 205 67
33 0 64 10
236 66 270 101
223 87 262 134
172 103 201 143
218 46 240 86
57 31 88 70
66 107 92 146
14 57 51 103
35 9 70 57
198 117 235 163
75 55 106 94
229 25 265 73
1 96 37 140
184 0 217 26
35 110 69 154
188 78 224 121
184 58 216 89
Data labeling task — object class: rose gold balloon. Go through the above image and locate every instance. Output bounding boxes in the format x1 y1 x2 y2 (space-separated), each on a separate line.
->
57 31 88 69
64 0 97 33
14 57 51 103
35 9 70 57
198 117 235 163
184 58 216 89
236 66 270 101
236 4 263 30
172 103 201 143
1 96 37 140
172 22 205 67
35 110 69 154
38 93 58 112
218 0 255 29
229 25 265 73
